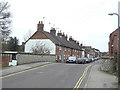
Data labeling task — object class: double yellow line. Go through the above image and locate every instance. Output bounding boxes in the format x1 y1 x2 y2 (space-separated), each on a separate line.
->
73 65 92 90
0 63 55 79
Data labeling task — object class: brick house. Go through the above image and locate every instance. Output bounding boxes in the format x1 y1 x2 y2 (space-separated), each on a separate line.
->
109 28 119 56
82 46 100 58
24 21 82 62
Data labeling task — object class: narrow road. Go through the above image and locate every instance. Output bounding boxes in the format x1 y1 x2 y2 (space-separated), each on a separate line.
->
2 61 99 88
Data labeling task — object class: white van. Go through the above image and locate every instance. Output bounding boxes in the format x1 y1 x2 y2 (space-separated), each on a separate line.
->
66 56 77 63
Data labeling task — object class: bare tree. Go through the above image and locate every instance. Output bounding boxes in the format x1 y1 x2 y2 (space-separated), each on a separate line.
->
0 2 12 43
30 42 51 54
23 30 33 42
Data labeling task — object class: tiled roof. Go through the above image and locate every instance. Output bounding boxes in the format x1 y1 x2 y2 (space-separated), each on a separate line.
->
69 41 81 50
43 31 81 50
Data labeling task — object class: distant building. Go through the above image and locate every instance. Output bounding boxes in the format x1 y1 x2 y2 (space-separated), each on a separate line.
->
24 21 82 62
82 46 100 58
101 52 109 56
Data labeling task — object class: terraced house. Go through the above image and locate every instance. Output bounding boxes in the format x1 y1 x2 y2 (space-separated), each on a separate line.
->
24 21 83 62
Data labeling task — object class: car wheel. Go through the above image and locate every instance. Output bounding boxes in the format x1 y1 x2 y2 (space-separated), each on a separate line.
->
76 61 78 64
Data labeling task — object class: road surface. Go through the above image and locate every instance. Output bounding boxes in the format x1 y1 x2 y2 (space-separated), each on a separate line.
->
2 61 100 88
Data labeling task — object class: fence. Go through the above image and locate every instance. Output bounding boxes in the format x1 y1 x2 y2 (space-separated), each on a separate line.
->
0 53 12 66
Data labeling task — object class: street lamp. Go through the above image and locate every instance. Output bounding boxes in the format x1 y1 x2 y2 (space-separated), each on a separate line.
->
108 13 120 86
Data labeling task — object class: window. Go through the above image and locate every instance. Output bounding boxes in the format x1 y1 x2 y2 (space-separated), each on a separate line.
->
69 48 70 51
65 47 66 51
59 46 61 50
59 55 61 60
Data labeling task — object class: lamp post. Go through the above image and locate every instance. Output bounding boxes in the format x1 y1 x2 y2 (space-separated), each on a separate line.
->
108 13 120 86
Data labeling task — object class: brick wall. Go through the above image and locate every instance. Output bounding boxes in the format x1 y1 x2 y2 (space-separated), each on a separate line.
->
109 29 118 56
0 56 1 66
56 45 73 62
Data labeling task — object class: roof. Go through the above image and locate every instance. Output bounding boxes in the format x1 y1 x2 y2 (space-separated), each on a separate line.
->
42 31 81 50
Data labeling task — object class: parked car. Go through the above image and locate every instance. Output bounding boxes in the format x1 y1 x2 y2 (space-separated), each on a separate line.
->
76 58 86 64
89 58 92 62
94 57 99 61
66 56 77 63
84 58 90 63
97 57 100 60
91 58 95 62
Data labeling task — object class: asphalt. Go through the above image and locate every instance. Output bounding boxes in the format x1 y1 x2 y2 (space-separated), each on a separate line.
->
1 60 119 88
1 62 51 76
2 63 88 88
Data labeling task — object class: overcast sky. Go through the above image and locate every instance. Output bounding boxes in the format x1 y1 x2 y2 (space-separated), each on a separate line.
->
2 0 120 52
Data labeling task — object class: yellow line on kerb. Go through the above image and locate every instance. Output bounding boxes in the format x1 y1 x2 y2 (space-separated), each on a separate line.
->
73 65 92 90
0 63 55 79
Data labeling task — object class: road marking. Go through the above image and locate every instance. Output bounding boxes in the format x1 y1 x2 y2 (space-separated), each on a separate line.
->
73 65 92 90
0 63 56 79
83 65 93 88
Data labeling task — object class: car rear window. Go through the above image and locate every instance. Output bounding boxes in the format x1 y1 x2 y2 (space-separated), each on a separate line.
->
68 57 76 60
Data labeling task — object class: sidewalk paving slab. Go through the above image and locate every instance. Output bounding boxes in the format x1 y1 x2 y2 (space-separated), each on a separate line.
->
84 64 118 88
1 62 51 76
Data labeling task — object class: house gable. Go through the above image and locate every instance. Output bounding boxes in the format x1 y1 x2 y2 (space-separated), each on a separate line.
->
31 31 49 39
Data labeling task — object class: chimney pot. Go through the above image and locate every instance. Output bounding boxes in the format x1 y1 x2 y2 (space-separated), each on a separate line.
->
41 21 43 24
57 30 62 36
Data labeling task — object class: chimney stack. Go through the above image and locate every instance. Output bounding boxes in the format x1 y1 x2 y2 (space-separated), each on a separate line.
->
62 32 66 38
57 30 62 36
74 40 77 43
65 34 68 40
80 44 83 46
77 41 79 45
37 21 44 31
69 36 73 41
50 27 56 35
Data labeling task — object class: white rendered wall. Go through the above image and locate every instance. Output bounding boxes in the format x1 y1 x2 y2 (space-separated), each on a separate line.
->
81 51 85 58
87 54 90 58
25 39 56 54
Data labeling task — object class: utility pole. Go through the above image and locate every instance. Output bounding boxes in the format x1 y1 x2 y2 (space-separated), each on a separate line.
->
108 13 120 88
118 2 120 88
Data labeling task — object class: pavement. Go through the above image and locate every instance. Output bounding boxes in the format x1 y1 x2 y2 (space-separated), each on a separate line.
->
1 61 119 88
84 64 118 88
1 62 51 76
